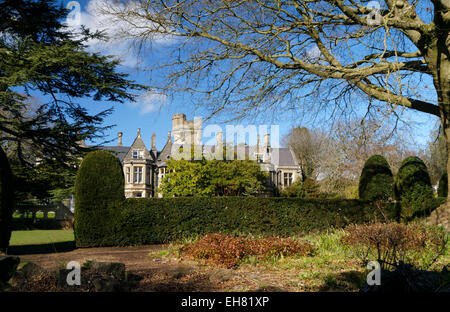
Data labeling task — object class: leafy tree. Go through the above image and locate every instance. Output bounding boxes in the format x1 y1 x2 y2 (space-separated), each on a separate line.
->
359 155 394 202
0 146 13 251
0 0 143 172
103 0 450 228
74 150 124 247
209 160 268 196
395 156 434 220
158 159 268 197
158 160 215 197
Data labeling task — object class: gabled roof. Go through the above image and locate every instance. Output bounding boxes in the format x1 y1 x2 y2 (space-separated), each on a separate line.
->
271 148 298 167
156 138 173 166
97 146 130 162
123 131 154 162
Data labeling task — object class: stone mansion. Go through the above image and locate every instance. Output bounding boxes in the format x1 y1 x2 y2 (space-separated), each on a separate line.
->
99 114 302 198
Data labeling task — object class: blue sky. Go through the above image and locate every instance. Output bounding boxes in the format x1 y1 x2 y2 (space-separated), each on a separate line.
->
58 0 440 150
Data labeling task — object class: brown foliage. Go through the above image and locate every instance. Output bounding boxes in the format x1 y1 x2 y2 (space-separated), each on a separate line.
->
341 223 447 270
181 234 314 268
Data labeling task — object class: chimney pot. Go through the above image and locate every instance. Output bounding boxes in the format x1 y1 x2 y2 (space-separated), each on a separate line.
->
117 132 123 146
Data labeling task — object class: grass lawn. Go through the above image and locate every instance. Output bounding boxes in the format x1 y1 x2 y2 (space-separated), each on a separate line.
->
9 230 74 246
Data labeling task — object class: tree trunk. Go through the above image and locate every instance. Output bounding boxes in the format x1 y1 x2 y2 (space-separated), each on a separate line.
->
426 25 450 231
428 129 450 231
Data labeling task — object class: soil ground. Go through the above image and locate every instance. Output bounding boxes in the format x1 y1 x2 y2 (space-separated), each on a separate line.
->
8 244 364 292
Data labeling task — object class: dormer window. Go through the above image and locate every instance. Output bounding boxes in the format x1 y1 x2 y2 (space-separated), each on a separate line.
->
132 149 144 159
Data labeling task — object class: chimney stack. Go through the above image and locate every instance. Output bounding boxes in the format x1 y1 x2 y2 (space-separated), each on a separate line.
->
151 132 156 152
168 131 172 143
257 134 261 152
137 128 141 138
117 132 123 146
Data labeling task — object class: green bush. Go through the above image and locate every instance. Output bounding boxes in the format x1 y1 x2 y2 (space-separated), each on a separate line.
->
74 150 124 247
88 197 398 246
280 180 306 198
438 172 448 198
0 146 14 251
358 155 394 202
281 178 321 198
395 156 434 220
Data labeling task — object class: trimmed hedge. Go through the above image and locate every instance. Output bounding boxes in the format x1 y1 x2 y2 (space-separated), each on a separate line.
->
358 155 394 202
74 150 124 247
438 172 448 198
85 197 398 246
0 146 13 251
395 156 434 220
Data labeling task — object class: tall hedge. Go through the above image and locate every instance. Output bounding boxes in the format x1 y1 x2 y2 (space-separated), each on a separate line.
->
358 155 394 201
395 156 434 220
0 146 13 251
84 197 398 246
438 172 448 198
74 150 124 247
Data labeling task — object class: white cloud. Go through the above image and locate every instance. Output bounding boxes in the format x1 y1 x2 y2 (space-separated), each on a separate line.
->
129 91 168 114
306 45 322 60
65 0 171 68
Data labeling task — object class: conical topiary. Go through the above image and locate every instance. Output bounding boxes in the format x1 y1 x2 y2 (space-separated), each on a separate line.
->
359 155 394 202
74 150 124 247
0 146 14 252
395 156 434 220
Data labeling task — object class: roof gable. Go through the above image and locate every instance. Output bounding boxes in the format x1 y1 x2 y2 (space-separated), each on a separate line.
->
123 132 153 162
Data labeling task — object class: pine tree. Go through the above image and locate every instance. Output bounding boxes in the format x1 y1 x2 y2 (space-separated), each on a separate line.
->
0 0 143 166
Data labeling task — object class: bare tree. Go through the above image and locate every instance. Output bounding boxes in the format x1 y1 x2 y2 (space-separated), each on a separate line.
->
99 0 450 220
422 124 447 185
283 126 326 181
312 118 415 196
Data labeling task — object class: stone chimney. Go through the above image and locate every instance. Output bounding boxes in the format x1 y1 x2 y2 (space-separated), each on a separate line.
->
151 132 157 152
117 132 123 146
137 128 141 138
263 133 271 163
168 131 172 143
257 134 261 152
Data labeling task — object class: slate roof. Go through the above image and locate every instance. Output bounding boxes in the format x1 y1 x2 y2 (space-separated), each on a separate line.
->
96 146 130 162
155 139 173 166
273 148 297 167
93 144 298 168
